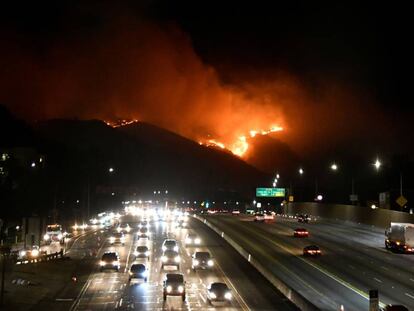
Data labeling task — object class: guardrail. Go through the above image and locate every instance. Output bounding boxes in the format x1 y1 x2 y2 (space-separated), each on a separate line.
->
194 215 320 311
15 250 65 265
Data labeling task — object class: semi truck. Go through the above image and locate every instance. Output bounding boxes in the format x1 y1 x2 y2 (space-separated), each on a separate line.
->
385 222 414 253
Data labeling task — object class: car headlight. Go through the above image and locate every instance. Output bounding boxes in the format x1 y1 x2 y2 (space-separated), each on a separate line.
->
43 234 50 241
185 238 192 244
142 270 148 277
178 285 184 293
166 285 172 293
195 238 201 244
100 261 105 266
134 251 138 256
126 227 131 232
193 259 199 266
20 250 26 257
117 228 121 232
112 261 120 266
175 256 181 263
162 246 167 251
173 246 178 252
145 251 150 256
121 238 125 242
161 256 167 262
57 234 63 240
129 272 133 275
31 249 39 257
207 260 214 266
210 292 217 299
225 292 232 300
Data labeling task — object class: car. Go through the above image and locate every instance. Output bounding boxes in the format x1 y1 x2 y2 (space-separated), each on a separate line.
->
254 213 265 222
100 252 120 271
232 209 240 215
18 246 46 260
192 252 214 270
109 232 125 245
264 211 275 221
383 306 409 311
294 228 309 237
134 245 150 259
185 233 201 246
161 250 181 269
137 227 150 239
116 223 131 233
207 282 232 304
176 219 188 228
137 221 149 229
163 273 186 301
129 263 148 282
298 214 311 223
303 245 321 256
162 239 179 252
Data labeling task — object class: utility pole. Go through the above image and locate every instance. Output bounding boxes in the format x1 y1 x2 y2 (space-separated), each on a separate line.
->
87 176 90 219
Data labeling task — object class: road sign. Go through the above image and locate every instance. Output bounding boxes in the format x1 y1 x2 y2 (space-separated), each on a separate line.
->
396 195 408 207
349 194 358 202
256 188 285 197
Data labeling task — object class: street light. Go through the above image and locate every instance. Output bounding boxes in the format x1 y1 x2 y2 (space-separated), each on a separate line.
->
330 163 338 171
108 167 114 173
374 159 381 170
299 168 304 175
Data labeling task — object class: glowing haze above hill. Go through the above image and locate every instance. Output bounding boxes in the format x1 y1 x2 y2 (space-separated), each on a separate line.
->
0 17 394 158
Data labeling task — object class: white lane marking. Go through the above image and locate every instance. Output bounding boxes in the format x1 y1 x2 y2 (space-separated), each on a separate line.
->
214 259 250 311
381 266 389 271
124 232 136 272
56 298 74 301
198 293 206 303
373 278 383 283
410 278 414 282
405 293 414 300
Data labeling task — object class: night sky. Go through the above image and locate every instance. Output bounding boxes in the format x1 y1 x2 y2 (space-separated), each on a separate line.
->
0 1 412 157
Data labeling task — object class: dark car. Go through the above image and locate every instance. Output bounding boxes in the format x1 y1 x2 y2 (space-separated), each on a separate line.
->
207 282 232 304
100 252 120 271
163 273 186 301
134 245 150 259
161 250 181 269
137 227 150 240
185 233 201 246
109 232 125 245
129 263 148 282
192 252 214 270
298 214 311 223
303 245 321 257
294 228 309 237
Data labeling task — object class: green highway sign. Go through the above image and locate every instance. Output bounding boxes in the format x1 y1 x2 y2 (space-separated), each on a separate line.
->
256 187 285 197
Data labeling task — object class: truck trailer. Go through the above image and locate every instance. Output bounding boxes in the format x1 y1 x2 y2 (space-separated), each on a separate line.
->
385 222 414 253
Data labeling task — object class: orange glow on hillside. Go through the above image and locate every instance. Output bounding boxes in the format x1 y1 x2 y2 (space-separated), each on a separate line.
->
199 125 284 157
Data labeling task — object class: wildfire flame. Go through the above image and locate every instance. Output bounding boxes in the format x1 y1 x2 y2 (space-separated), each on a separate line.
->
104 119 139 128
199 125 283 157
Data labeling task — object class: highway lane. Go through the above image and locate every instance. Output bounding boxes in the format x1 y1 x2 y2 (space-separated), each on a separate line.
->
204 214 414 310
71 213 298 311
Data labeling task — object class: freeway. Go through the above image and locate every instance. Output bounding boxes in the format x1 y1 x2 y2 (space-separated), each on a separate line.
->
203 214 414 310
70 213 298 311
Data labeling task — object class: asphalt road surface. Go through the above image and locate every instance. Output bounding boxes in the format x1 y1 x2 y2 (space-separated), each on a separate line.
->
204 214 414 311
70 214 297 311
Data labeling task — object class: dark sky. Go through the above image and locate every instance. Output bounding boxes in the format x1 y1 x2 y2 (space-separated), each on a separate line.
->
0 1 412 156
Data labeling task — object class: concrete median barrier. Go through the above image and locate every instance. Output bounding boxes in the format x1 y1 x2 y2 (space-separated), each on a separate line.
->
285 202 414 229
194 215 320 311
